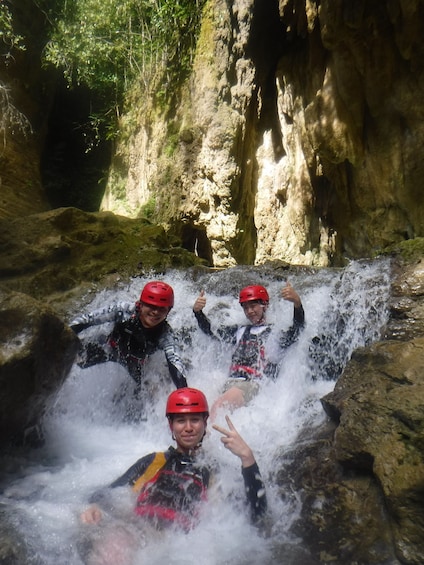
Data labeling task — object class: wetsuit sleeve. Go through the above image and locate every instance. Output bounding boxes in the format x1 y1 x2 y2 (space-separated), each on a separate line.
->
279 303 305 350
76 341 109 368
73 321 121 369
109 453 157 488
193 310 215 337
160 326 188 389
87 453 157 509
294 303 305 325
69 302 134 333
75 314 132 369
194 311 237 343
241 462 267 523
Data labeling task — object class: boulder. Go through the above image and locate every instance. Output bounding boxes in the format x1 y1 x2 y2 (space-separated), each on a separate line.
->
321 338 424 564
0 290 79 447
273 249 424 564
0 206 206 317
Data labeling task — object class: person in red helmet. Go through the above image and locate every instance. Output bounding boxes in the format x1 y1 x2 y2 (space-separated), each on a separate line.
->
193 281 305 419
69 282 188 412
78 388 267 564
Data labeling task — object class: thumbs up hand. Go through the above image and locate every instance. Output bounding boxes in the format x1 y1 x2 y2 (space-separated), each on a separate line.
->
281 281 302 308
193 289 207 313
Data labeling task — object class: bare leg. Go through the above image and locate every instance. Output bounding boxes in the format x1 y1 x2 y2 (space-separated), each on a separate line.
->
86 526 138 565
210 387 245 421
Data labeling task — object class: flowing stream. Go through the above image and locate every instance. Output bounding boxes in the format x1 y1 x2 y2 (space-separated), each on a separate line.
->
1 258 392 564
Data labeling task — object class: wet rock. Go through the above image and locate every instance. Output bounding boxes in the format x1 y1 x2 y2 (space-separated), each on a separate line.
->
385 256 424 340
0 290 79 448
272 248 424 564
0 504 30 564
0 207 206 317
320 338 424 564
275 420 398 565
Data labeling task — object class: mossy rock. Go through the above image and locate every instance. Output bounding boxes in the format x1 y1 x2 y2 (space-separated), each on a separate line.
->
0 207 206 313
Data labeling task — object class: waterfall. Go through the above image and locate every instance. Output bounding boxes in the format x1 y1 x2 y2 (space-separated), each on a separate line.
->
1 258 392 564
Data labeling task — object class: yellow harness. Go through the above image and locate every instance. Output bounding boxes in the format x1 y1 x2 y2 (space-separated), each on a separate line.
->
132 452 167 493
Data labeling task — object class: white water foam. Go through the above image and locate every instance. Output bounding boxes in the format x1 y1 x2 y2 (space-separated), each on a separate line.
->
1 258 392 564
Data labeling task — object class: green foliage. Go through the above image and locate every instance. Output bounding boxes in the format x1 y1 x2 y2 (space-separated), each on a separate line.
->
0 2 30 142
0 82 32 143
42 0 205 106
0 2 26 62
37 0 205 153
139 197 157 220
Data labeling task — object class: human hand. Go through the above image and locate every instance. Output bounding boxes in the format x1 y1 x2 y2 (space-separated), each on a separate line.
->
212 415 256 468
80 504 103 525
281 281 301 308
193 289 207 313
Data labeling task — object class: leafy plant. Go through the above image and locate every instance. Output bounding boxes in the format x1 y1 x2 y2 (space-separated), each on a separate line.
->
0 81 32 146
0 2 26 64
140 196 157 220
41 0 205 124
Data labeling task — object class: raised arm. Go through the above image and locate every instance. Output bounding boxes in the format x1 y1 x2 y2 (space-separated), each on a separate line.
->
193 290 216 337
193 290 238 342
279 281 305 348
213 416 267 522
69 302 135 334
160 326 188 388
281 281 303 311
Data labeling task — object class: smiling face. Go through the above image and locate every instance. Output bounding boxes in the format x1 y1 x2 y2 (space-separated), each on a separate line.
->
169 414 208 454
138 302 170 328
241 300 267 325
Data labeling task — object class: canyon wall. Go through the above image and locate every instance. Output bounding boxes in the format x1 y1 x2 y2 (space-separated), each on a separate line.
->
102 0 424 267
1 0 424 267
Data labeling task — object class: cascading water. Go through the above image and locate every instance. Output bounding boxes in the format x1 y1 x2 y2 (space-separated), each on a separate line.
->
1 258 392 564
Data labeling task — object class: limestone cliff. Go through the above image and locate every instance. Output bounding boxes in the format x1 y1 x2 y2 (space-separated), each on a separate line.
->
102 0 424 267
1 1 424 266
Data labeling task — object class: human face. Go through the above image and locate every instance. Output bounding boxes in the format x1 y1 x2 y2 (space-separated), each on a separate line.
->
138 302 170 328
241 300 267 325
170 414 207 454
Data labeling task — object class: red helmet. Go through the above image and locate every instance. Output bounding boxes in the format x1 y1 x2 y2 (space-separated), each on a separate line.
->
140 281 174 308
239 285 269 305
166 388 209 417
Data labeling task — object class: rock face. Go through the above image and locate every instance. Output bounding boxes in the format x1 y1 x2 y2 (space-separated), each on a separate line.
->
102 0 424 267
0 290 79 447
2 1 424 267
0 207 205 446
0 0 52 219
320 338 424 564
0 204 422 563
0 207 206 316
276 255 424 565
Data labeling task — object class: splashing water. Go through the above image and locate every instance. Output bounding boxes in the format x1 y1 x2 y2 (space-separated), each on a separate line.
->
0 258 392 564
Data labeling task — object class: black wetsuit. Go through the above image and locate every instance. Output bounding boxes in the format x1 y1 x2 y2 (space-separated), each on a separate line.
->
194 304 305 381
89 446 267 528
70 304 187 390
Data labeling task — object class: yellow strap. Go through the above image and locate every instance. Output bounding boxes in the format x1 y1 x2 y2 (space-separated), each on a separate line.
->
132 452 167 493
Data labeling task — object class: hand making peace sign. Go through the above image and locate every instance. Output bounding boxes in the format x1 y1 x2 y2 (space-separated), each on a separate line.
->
212 415 256 468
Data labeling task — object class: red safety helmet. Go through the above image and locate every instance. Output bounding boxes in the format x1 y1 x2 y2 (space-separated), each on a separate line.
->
166 388 209 417
139 281 174 308
239 285 269 305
